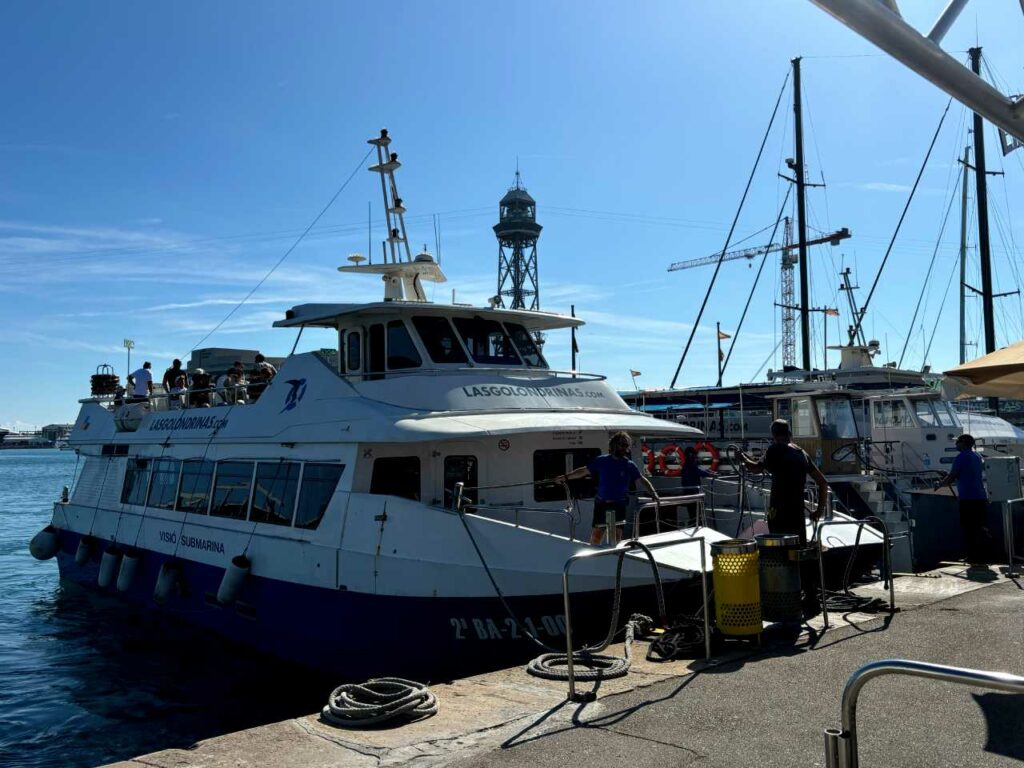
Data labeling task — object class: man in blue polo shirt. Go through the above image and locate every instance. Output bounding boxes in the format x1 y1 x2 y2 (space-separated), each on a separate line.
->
554 431 660 545
936 433 989 565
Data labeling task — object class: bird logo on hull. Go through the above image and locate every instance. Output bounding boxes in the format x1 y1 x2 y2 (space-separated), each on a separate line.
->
281 379 308 413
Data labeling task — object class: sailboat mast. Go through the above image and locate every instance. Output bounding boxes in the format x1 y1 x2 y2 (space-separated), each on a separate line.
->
792 57 812 372
959 144 970 365
969 48 996 358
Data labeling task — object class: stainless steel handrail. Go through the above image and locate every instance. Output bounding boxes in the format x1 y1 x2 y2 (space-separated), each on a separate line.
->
1006 498 1023 578
823 659 1024 768
814 516 895 630
453 481 578 540
562 535 711 701
633 493 705 534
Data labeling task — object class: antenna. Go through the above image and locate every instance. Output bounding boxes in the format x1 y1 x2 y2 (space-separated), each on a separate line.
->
367 129 413 264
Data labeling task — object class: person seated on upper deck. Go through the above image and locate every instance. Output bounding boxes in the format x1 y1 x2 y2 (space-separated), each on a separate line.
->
217 361 247 405
247 353 277 402
161 359 188 393
126 361 153 403
189 369 212 407
168 374 187 410
679 445 716 527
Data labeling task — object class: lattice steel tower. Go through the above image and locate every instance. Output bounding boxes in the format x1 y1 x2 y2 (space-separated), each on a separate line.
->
494 171 542 310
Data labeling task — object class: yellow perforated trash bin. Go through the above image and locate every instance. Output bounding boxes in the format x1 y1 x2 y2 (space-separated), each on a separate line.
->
711 539 761 637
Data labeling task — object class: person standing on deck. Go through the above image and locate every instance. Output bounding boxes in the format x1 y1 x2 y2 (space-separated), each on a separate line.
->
679 445 716 527
552 431 660 545
935 433 989 565
126 361 153 402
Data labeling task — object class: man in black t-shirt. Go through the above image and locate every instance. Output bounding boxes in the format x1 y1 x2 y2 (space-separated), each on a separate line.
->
739 419 828 546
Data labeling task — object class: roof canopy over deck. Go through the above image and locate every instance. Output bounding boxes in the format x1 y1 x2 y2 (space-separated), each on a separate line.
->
274 301 583 331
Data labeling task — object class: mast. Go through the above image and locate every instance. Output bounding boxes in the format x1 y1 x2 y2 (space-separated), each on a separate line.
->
959 144 970 365
792 57 812 372
969 47 997 412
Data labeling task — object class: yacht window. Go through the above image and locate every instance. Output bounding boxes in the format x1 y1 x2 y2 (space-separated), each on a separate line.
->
210 461 255 519
816 398 858 439
176 460 214 514
346 332 361 372
386 320 422 370
873 399 913 429
412 316 468 364
370 456 420 501
368 324 385 379
147 458 181 510
121 458 151 506
453 317 521 366
295 463 344 529
912 399 940 428
792 398 815 437
937 402 959 427
250 462 301 526
533 449 600 502
504 323 546 368
444 455 478 508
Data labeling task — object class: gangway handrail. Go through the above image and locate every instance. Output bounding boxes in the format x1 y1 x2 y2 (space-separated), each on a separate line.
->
633 493 705 534
814 515 895 630
823 659 1024 768
562 535 711 701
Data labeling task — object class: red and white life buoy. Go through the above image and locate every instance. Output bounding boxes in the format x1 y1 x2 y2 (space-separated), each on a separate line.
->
694 441 720 472
656 443 686 477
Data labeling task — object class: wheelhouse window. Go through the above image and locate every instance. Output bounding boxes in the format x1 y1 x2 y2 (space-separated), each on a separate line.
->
370 456 420 501
453 317 521 366
936 401 959 427
533 448 600 502
412 316 468 364
791 398 815 437
346 332 361 372
147 458 181 510
250 462 301 526
295 463 344 529
873 399 913 429
444 455 478 508
505 323 546 368
912 399 940 427
121 458 151 506
386 320 422 369
368 323 385 379
210 461 254 519
177 460 214 514
816 398 858 439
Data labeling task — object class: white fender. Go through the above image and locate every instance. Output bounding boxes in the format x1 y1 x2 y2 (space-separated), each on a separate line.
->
217 554 250 606
154 560 181 606
97 545 122 588
116 548 142 592
29 525 60 560
74 536 95 566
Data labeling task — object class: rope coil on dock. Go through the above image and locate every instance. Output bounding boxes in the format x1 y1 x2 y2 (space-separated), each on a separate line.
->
321 678 438 728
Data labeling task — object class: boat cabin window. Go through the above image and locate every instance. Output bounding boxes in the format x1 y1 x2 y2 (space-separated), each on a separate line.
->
453 317 521 366
444 455 478 508
368 323 385 379
295 463 344 529
791 398 815 437
177 460 214 514
816 398 858 439
412 316 468 364
533 448 600 502
346 331 362 373
912 399 940 428
386 320 422 370
936 401 959 427
505 323 546 368
210 461 255 520
370 457 420 501
121 458 151 506
147 458 181 510
250 462 301 526
873 399 913 429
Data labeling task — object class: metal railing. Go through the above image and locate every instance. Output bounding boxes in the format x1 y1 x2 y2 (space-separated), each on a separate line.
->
1005 498 1024 578
823 659 1024 768
814 515 895 630
562 535 711 701
631 493 705 536
452 481 579 541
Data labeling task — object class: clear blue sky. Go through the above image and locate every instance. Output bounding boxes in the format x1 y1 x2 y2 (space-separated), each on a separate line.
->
2 1 1023 428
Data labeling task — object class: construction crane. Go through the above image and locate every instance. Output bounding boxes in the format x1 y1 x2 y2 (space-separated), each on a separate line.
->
668 223 850 368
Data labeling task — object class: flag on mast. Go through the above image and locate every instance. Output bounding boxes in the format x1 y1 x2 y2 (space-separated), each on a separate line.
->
630 369 642 377
717 330 731 340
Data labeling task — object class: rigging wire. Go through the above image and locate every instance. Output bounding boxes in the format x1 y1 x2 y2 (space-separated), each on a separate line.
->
922 250 964 370
848 97 954 345
721 187 792 378
669 68 790 389
186 146 374 353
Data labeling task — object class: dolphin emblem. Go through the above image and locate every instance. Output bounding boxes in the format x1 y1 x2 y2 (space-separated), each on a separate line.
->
281 378 308 413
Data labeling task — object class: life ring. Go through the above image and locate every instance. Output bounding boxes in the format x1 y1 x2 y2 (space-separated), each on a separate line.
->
657 443 686 477
694 441 720 472
641 443 655 474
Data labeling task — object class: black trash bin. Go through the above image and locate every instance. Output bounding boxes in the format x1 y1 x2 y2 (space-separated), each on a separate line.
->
755 533 802 623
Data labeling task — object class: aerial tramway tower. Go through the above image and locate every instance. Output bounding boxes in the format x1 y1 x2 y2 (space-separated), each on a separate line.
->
493 171 542 311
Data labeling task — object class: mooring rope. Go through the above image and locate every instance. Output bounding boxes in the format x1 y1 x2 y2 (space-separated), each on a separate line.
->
321 678 437 728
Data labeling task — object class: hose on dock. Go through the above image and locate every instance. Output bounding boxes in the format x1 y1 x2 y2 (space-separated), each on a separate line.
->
321 678 438 728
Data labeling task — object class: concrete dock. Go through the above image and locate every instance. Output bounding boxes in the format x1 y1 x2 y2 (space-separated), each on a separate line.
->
106 565 1023 768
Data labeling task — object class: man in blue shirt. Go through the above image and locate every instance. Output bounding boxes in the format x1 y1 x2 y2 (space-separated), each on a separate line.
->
936 433 989 564
555 431 659 545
